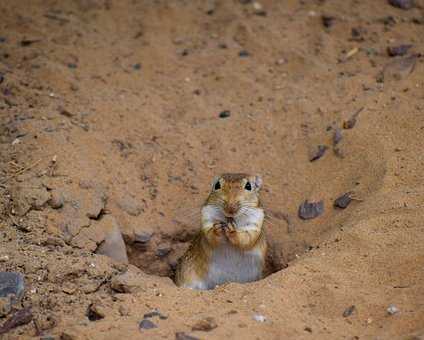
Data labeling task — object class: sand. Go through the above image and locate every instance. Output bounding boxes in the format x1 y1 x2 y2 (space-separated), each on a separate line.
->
0 0 423 339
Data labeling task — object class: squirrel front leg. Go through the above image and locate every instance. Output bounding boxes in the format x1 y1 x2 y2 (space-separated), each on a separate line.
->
224 222 262 250
201 221 226 247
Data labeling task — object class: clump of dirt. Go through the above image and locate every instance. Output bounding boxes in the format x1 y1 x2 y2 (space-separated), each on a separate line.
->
1 0 424 339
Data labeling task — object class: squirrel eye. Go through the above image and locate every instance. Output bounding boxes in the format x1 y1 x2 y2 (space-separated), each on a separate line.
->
244 181 252 191
214 181 221 190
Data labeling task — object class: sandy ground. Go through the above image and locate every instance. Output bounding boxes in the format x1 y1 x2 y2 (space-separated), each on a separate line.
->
1 0 424 339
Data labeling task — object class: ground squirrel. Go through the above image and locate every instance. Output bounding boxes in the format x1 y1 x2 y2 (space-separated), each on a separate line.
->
175 173 267 290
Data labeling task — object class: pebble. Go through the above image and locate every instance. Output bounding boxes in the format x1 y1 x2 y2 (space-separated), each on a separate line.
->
388 0 414 9
139 319 157 330
309 145 328 162
343 305 356 317
87 302 106 321
134 231 153 244
253 314 266 322
0 272 25 303
387 304 399 315
49 190 64 209
111 271 146 294
156 243 172 258
239 50 250 58
219 110 231 118
144 309 168 320
333 128 343 145
133 63 141 70
176 332 200 340
192 317 218 331
387 44 413 57
95 220 128 264
298 200 324 220
334 193 352 209
322 15 335 28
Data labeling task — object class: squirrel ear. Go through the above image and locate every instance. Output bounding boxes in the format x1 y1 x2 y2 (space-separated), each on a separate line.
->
254 175 263 190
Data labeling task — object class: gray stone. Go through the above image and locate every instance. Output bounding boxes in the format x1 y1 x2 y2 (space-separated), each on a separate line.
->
94 216 128 264
49 190 64 209
134 231 152 244
139 319 157 330
0 272 25 303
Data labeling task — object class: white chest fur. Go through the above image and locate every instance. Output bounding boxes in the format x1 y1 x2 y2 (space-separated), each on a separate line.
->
205 242 263 289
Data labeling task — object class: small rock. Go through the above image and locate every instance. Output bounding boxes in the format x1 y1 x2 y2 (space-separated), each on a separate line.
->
49 190 64 209
387 44 413 57
144 309 168 320
333 128 343 145
309 145 328 162
0 307 32 335
134 231 153 244
67 63 77 69
156 243 171 258
388 0 414 9
334 193 352 209
192 317 218 331
0 272 25 303
219 110 231 118
387 304 399 315
239 50 250 58
343 107 363 129
111 271 146 294
139 319 157 330
304 326 313 333
298 200 324 220
117 196 143 216
133 63 141 70
95 216 128 264
322 15 335 28
379 54 418 82
87 302 106 321
253 314 266 322
119 305 130 316
343 305 356 317
176 332 200 340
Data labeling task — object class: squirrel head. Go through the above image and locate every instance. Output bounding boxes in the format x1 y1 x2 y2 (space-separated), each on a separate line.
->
205 173 263 220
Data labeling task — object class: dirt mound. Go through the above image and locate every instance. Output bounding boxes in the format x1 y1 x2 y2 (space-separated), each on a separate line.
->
1 0 423 339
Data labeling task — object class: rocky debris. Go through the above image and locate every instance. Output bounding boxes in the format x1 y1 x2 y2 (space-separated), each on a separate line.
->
144 309 168 320
343 305 356 317
176 332 200 340
219 110 231 118
333 128 343 145
0 272 25 304
253 314 266 322
134 231 153 244
0 307 32 335
95 216 128 264
48 190 64 209
139 318 157 330
10 184 50 216
87 301 106 321
192 317 218 331
388 0 414 10
156 243 171 258
334 193 353 209
387 44 413 57
71 215 128 264
321 15 335 28
309 145 328 162
343 108 363 129
298 200 324 220
117 196 143 216
387 304 399 315
378 54 418 82
111 270 147 294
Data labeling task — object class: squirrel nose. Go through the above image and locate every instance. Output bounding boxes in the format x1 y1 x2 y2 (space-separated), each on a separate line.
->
224 203 239 216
